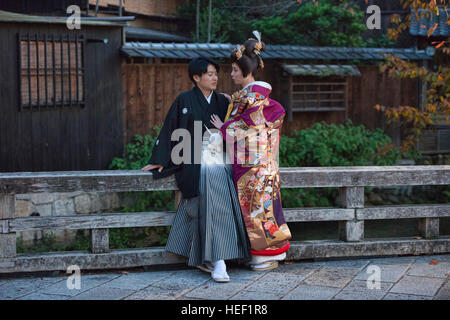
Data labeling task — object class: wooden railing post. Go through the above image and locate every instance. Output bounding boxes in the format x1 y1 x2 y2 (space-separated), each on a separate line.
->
338 187 364 242
418 217 439 239
0 194 16 258
90 228 110 253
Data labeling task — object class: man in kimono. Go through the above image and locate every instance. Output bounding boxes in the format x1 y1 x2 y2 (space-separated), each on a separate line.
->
142 58 251 282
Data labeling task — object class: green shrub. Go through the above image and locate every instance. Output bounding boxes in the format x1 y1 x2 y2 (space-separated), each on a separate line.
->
279 119 404 208
279 119 402 167
109 126 161 170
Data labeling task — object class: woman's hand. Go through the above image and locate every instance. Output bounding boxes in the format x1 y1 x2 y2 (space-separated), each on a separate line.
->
210 114 224 129
141 164 164 172
221 92 231 103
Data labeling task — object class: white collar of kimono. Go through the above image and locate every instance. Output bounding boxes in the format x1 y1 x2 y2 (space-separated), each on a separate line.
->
241 81 272 92
205 91 213 104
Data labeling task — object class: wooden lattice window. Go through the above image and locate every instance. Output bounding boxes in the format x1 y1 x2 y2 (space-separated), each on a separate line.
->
291 77 348 112
18 33 85 109
417 127 450 154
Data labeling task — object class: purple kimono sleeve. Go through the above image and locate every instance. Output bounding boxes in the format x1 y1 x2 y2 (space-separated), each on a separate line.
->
219 112 255 144
263 100 286 124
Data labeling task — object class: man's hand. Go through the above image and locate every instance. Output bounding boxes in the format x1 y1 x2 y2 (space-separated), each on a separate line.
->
142 164 164 172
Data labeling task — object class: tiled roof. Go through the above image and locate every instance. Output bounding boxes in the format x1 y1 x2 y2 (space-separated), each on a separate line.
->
121 42 433 60
281 64 361 76
125 27 190 42
410 7 449 37
0 9 128 26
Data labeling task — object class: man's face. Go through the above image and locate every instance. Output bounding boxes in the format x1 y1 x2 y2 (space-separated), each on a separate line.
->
194 64 218 91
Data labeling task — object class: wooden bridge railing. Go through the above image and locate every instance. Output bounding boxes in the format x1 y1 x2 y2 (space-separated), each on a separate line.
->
0 166 449 273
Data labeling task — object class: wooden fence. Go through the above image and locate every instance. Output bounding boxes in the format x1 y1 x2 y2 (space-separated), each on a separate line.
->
0 166 449 273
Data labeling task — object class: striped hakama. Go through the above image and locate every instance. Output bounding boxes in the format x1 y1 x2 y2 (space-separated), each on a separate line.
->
165 133 252 267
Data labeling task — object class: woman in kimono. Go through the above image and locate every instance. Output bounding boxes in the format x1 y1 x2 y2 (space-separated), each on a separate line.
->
211 32 291 271
143 58 251 282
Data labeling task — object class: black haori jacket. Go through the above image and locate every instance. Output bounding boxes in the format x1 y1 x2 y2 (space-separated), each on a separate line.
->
148 86 229 199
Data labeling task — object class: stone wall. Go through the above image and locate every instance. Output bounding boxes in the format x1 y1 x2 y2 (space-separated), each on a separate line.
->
15 191 121 246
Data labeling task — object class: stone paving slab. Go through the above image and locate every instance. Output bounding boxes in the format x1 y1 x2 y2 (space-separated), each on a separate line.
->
102 271 174 290
124 285 189 300
302 267 360 288
282 284 341 300
151 269 211 291
38 273 121 297
0 277 65 300
383 293 433 300
433 280 450 300
243 272 307 295
184 279 255 300
317 258 371 270
17 292 71 300
389 275 446 297
407 261 450 279
1 254 449 300
333 279 393 300
230 290 284 300
354 263 410 283
272 261 323 276
226 268 271 281
69 286 136 300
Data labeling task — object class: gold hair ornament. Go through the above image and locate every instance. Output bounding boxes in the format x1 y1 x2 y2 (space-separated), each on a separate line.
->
252 30 264 68
233 44 245 60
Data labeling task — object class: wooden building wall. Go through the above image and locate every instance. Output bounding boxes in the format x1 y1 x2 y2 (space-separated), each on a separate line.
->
0 22 124 172
0 0 87 14
89 0 185 17
122 62 418 148
349 65 418 146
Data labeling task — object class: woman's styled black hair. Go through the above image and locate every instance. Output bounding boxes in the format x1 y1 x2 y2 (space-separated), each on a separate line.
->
230 38 266 78
188 57 220 84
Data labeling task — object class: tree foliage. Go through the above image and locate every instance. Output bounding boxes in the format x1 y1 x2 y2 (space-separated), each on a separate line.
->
254 0 367 46
375 0 449 154
176 0 389 47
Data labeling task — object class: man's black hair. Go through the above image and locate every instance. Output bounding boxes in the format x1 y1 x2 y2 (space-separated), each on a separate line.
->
188 57 220 85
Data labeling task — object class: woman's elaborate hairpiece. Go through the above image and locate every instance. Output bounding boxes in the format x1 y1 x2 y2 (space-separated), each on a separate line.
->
232 30 265 68
252 30 264 69
233 44 245 60
252 30 263 55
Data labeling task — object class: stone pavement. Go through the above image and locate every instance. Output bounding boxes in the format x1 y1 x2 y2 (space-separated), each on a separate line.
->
0 254 449 300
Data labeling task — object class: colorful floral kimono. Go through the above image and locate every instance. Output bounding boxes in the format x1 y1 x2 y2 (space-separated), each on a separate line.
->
220 81 291 256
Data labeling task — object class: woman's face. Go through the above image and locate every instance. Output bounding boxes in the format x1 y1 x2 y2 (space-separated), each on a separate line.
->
231 62 245 86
